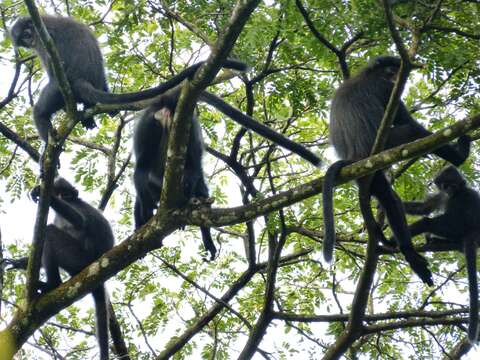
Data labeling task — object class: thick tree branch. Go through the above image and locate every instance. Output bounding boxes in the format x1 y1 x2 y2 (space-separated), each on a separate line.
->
274 308 468 323
189 113 480 228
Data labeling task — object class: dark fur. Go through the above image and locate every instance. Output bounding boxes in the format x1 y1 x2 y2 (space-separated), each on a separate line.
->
8 178 114 359
133 89 216 259
10 15 247 141
323 56 471 285
402 166 479 343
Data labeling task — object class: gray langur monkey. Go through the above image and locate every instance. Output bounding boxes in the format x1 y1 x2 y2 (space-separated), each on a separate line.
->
399 165 479 343
5 177 114 359
10 15 247 142
133 86 327 257
133 89 215 258
322 56 471 286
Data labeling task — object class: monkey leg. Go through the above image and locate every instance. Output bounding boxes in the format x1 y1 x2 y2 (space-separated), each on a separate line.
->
200 227 217 261
42 225 92 292
408 214 462 239
190 174 213 206
133 168 159 229
386 123 470 166
184 150 206 203
369 172 433 285
81 103 97 130
33 83 65 142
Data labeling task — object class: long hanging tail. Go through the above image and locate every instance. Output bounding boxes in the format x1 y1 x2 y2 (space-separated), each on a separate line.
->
464 237 479 344
200 227 217 261
77 59 248 104
199 91 322 167
322 160 353 262
92 286 110 360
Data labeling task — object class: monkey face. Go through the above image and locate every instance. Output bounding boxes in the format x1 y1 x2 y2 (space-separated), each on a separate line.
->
53 178 79 201
55 188 78 201
382 65 399 81
434 165 466 195
365 56 400 80
10 18 36 48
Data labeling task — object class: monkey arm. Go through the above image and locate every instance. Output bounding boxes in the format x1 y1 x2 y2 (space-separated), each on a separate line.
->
403 192 446 215
408 213 460 239
2 256 29 270
49 197 86 230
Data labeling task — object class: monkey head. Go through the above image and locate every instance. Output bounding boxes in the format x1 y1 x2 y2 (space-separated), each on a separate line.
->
30 177 79 203
364 55 401 81
10 17 36 48
53 177 79 201
434 165 467 195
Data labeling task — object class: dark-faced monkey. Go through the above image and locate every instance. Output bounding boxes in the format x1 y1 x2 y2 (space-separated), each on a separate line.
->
10 15 247 141
400 165 479 343
133 89 216 259
322 56 471 286
6 177 114 359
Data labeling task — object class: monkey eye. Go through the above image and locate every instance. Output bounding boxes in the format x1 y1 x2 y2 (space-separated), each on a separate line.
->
386 67 398 78
21 28 34 45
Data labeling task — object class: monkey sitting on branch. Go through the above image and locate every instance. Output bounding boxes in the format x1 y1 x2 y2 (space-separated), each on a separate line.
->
10 15 323 168
133 88 217 259
322 56 471 286
5 177 114 360
398 165 479 343
10 15 247 142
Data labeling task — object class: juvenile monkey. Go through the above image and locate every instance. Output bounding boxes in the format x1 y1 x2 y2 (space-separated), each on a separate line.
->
401 165 479 343
6 177 114 359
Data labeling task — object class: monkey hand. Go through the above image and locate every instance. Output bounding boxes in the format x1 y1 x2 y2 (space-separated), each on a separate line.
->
400 246 434 286
2 257 29 271
108 109 119 117
189 197 214 207
30 185 41 203
81 116 97 130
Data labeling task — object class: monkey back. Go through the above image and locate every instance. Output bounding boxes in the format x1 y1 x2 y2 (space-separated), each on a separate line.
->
11 15 108 92
329 59 402 161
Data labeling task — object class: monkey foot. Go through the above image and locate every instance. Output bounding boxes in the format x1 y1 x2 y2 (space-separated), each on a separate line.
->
81 117 97 130
401 247 434 286
189 197 214 207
